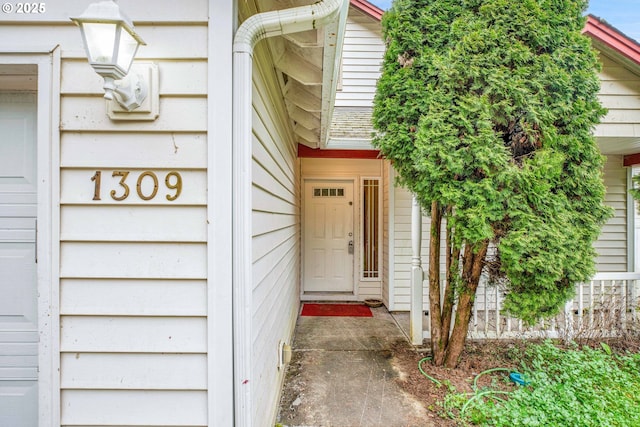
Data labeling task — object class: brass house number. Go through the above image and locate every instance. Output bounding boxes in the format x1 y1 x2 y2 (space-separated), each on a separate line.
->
91 170 183 202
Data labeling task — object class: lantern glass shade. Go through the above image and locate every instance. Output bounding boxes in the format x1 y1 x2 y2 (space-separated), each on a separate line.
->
72 1 145 80
71 1 153 111
115 27 139 71
82 22 117 63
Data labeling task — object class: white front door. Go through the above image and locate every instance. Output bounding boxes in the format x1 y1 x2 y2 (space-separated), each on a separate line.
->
303 180 354 293
0 92 38 426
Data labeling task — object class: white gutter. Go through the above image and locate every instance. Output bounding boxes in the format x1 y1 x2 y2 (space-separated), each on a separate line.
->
231 1 347 425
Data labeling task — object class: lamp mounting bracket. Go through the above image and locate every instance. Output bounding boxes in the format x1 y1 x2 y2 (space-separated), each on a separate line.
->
107 62 159 121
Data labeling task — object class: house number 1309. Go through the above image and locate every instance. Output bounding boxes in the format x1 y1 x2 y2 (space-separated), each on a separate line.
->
91 170 183 202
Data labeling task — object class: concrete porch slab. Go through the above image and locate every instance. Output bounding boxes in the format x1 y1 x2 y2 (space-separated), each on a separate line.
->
276 306 432 426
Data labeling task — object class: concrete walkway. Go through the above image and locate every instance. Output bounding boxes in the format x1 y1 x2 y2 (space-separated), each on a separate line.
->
276 306 432 426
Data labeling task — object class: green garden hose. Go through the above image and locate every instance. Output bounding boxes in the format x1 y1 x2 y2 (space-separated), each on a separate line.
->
417 361 527 421
418 357 442 386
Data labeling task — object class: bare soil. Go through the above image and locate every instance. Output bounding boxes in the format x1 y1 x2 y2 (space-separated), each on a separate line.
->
389 337 640 426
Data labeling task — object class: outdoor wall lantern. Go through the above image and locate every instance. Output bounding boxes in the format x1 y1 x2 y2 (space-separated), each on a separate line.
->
72 0 159 120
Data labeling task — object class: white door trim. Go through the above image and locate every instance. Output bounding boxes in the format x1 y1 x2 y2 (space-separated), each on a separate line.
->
301 177 358 301
207 0 235 424
1 46 61 427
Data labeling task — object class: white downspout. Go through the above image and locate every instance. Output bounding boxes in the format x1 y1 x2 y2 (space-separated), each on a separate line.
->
232 1 346 425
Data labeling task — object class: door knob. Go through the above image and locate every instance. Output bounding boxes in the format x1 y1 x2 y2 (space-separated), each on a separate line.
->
348 240 354 254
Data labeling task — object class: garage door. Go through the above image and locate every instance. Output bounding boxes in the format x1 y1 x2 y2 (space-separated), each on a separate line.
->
0 91 38 426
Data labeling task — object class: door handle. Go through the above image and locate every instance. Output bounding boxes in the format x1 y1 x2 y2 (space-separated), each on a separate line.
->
348 240 354 254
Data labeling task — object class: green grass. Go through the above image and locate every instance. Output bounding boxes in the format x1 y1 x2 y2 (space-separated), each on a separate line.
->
443 340 640 426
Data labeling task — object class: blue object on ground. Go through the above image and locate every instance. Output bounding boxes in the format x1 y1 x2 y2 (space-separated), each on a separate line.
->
509 372 530 386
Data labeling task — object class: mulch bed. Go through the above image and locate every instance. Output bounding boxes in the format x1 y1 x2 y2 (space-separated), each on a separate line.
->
389 337 640 426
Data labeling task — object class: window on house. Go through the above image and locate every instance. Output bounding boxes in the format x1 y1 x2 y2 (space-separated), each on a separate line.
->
362 179 380 279
313 187 345 197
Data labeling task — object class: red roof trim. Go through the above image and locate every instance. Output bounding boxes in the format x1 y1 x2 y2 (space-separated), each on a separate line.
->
349 0 383 21
623 153 640 167
583 15 640 67
298 144 381 159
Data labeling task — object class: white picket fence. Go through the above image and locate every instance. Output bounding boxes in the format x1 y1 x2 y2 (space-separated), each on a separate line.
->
408 196 640 343
421 273 640 341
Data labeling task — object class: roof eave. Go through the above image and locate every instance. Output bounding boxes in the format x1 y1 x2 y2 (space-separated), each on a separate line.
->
349 0 383 21
583 15 640 74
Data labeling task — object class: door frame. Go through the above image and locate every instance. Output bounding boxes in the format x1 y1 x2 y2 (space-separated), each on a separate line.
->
301 177 358 301
1 47 61 426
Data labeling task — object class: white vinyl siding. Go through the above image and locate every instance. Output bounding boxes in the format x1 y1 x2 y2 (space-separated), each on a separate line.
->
595 53 640 142
250 44 301 423
594 49 640 273
596 155 628 272
60 391 207 426
55 1 210 425
4 0 208 22
390 186 432 311
335 8 383 108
